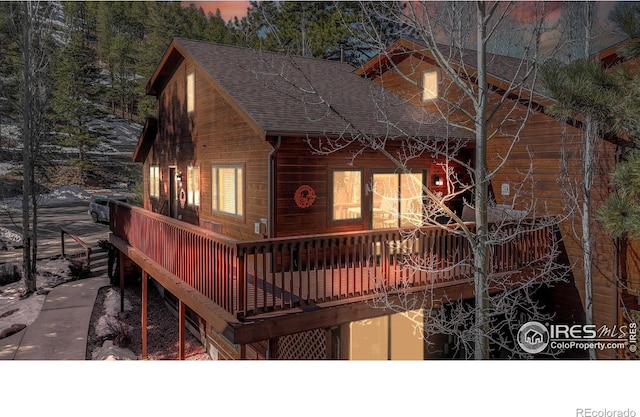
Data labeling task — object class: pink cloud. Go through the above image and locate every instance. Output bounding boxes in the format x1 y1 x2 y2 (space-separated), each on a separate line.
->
182 1 250 21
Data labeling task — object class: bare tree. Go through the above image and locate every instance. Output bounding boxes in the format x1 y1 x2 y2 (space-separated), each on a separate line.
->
9 1 55 296
249 1 571 358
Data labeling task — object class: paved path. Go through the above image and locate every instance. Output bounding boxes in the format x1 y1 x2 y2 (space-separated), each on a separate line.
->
0 276 109 360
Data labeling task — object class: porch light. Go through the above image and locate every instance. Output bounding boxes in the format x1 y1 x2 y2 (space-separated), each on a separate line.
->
433 174 443 186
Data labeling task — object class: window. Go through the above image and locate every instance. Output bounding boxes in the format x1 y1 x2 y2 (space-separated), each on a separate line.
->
212 165 244 216
149 166 159 198
332 170 362 221
371 172 423 229
187 166 200 207
187 72 195 113
422 70 438 101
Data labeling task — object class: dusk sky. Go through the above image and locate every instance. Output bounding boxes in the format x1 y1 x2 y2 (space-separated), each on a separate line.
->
182 1 251 21
182 1 626 51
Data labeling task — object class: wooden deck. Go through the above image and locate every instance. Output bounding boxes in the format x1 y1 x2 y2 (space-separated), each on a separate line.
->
109 201 555 321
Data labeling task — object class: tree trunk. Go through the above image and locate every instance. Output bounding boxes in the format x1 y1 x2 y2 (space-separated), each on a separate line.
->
21 1 36 295
473 0 490 360
583 116 597 360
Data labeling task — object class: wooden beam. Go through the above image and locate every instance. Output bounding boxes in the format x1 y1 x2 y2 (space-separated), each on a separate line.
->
119 250 125 313
232 283 475 345
142 270 148 360
179 300 185 360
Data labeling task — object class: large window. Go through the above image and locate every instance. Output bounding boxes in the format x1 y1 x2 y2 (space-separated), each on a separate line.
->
332 170 362 221
149 166 159 198
187 166 200 207
371 172 423 229
212 165 244 216
422 70 438 101
187 72 195 113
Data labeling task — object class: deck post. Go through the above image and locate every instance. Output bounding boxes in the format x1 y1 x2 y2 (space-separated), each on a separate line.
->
60 229 65 258
179 300 185 360
119 250 125 313
237 253 246 317
142 270 148 360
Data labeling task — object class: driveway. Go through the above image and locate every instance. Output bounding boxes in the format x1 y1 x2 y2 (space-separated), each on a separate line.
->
0 202 110 264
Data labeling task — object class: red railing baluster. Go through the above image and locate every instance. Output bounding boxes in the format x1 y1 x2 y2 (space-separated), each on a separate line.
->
109 201 553 319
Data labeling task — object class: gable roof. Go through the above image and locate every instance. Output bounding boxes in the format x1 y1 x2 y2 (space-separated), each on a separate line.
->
146 37 473 142
357 37 539 96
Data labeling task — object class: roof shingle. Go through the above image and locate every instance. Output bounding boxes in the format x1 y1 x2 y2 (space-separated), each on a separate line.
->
170 37 472 141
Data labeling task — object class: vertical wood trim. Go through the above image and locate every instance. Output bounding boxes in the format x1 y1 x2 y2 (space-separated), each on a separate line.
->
339 323 350 360
119 251 125 313
268 338 278 360
142 270 148 360
325 328 332 359
240 344 247 360
179 300 185 360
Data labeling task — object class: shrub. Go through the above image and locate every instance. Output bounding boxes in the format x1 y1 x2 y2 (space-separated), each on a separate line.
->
97 239 111 252
0 263 21 286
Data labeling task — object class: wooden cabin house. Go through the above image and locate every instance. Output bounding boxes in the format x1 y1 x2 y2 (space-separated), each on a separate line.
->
356 37 640 359
110 38 573 359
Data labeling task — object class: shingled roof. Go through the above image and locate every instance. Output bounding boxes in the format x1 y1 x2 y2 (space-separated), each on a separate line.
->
147 37 472 141
358 37 540 95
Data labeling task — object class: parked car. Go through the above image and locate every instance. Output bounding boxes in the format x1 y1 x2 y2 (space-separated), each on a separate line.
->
88 195 127 223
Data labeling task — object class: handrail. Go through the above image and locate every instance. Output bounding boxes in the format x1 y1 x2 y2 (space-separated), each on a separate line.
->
60 227 92 270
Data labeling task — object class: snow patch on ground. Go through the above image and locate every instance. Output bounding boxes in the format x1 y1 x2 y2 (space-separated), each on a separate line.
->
95 288 132 339
0 226 23 248
92 340 137 360
0 257 73 337
0 184 92 211
0 162 17 176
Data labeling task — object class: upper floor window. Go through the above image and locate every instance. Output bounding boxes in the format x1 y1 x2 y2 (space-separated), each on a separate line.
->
187 72 195 113
332 169 362 221
187 165 200 207
150 166 160 198
422 70 438 101
212 165 244 217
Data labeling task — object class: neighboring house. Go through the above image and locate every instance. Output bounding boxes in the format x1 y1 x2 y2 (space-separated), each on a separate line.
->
110 38 559 359
357 37 640 359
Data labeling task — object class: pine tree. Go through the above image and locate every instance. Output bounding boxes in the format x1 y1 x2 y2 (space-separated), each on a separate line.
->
596 3 640 239
51 1 101 168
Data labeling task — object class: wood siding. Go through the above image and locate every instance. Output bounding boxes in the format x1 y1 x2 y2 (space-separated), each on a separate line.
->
273 138 471 237
144 55 274 241
374 52 620 358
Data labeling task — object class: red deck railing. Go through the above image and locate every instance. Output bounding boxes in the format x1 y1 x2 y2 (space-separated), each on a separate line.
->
110 201 554 319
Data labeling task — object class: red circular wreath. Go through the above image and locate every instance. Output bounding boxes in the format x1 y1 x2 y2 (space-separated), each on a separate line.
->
294 185 316 208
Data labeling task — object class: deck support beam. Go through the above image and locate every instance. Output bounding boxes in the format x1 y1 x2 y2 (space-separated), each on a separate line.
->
119 250 125 313
179 300 185 360
142 270 148 359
